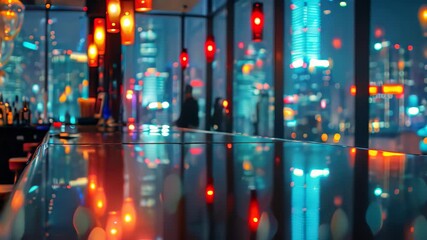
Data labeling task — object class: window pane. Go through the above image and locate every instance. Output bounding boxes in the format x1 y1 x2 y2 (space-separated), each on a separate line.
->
370 0 426 154
213 0 226 11
0 11 45 123
185 17 207 128
48 11 87 123
123 15 181 126
212 9 226 131
234 0 274 137
189 0 207 15
284 0 355 145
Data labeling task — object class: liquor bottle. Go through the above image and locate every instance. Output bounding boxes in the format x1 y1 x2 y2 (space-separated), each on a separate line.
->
7 105 13 125
4 100 12 126
12 102 19 125
19 99 31 126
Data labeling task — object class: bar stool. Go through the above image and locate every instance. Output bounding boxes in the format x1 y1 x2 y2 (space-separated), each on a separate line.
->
23 142 39 157
8 157 28 183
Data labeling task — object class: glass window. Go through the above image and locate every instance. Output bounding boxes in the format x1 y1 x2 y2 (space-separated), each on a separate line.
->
0 11 45 123
123 15 181 126
48 11 88 123
284 0 355 145
234 0 274 137
213 0 226 12
370 0 427 154
0 10 87 124
185 17 207 129
212 9 227 131
189 0 207 15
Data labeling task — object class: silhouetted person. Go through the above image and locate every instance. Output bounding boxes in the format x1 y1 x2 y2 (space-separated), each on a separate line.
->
252 96 260 135
211 97 224 131
176 85 199 128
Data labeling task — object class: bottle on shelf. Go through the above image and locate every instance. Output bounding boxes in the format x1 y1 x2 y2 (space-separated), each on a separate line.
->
19 99 31 126
4 100 13 126
13 97 19 125
7 105 13 125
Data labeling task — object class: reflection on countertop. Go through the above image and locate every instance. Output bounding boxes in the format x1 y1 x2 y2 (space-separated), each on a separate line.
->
1 125 426 239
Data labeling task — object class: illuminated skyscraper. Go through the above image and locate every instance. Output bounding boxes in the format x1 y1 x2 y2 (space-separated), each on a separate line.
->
291 0 321 65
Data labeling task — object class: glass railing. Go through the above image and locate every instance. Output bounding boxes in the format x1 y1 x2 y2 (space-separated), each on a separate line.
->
0 126 425 239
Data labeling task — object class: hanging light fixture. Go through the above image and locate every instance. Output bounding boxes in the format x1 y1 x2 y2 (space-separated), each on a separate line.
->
93 18 106 55
135 0 152 12
0 0 25 42
419 5 427 37
205 35 216 63
120 1 135 45
121 197 137 232
87 35 99 67
251 2 264 42
106 211 122 240
180 48 189 70
93 187 106 216
106 0 121 33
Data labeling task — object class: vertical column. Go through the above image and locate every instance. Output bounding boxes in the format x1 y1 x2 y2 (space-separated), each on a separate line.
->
205 0 213 131
353 0 372 238
180 14 186 112
86 0 105 98
272 0 286 238
274 0 284 139
104 32 122 122
44 1 50 122
225 0 234 133
272 0 290 239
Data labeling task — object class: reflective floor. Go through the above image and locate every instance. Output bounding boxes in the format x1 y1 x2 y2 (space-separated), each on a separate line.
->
1 126 427 239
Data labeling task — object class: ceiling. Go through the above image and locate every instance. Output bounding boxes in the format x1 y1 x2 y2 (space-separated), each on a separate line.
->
29 0 200 12
153 0 199 12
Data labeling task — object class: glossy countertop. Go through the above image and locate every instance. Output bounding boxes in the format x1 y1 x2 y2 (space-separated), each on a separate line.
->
47 125 276 145
1 125 427 239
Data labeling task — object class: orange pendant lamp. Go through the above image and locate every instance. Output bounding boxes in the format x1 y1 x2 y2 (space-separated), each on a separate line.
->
93 18 106 55
135 0 152 12
106 211 122 240
121 197 137 232
419 5 427 37
120 1 135 45
87 35 98 67
106 0 121 33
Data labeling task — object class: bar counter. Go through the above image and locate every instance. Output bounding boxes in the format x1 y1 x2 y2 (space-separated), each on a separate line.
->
1 125 427 239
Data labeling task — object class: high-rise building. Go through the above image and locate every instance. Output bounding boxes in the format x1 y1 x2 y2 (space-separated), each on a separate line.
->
289 0 334 140
291 0 321 64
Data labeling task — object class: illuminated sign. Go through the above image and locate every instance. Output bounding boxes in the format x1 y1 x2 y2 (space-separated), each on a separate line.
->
382 84 404 95
350 84 404 96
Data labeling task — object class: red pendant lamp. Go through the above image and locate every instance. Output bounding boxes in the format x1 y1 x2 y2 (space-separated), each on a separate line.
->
251 2 264 42
205 35 216 63
180 48 189 70
135 0 152 12
106 0 121 33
